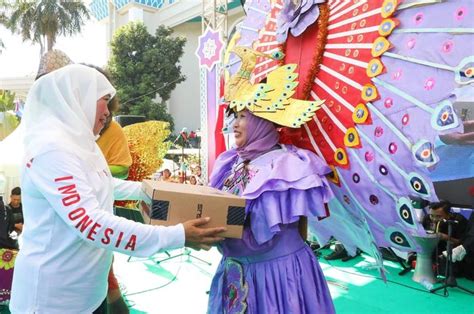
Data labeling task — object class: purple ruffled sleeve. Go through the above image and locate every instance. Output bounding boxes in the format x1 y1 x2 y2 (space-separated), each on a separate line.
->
209 149 239 189
248 186 332 244
243 145 332 198
244 145 334 244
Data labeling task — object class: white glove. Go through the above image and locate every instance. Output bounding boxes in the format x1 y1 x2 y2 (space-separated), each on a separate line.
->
441 245 467 262
452 245 467 262
9 230 18 240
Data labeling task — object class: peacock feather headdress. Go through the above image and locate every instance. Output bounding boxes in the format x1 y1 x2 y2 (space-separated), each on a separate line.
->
224 46 323 128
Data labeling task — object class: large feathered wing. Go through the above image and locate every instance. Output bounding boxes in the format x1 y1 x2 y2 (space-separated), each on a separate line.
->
299 0 473 254
222 0 474 269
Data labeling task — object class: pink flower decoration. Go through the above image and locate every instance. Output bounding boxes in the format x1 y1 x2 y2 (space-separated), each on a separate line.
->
402 114 410 125
455 7 467 21
424 78 435 90
392 70 402 80
384 98 393 109
407 38 416 50
365 151 374 162
374 126 384 137
442 40 454 53
389 142 398 154
414 12 424 25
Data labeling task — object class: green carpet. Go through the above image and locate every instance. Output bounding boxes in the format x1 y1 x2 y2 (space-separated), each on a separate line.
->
112 248 474 314
320 250 474 314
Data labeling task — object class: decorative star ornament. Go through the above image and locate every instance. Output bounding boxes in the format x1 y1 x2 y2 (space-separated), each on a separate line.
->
196 27 224 71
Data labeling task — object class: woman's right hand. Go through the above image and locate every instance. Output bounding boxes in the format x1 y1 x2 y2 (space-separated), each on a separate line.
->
183 217 226 250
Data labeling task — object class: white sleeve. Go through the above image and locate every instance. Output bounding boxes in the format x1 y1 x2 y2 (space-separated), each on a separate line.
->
112 177 145 200
27 151 185 257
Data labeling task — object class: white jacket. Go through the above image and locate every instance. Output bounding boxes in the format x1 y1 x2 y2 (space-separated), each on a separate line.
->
10 151 184 313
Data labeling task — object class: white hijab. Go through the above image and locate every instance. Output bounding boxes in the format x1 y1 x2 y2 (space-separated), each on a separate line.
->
23 64 116 171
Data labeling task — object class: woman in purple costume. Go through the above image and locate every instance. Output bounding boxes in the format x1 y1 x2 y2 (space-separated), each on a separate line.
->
208 110 335 313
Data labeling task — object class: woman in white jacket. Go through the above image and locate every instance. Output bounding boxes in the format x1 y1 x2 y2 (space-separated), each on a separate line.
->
9 64 225 313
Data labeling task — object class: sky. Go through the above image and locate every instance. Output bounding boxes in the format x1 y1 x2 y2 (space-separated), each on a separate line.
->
0 18 107 79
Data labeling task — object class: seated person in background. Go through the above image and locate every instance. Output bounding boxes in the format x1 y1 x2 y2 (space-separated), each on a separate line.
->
324 241 360 262
0 197 18 250
160 168 173 182
423 201 468 251
0 196 19 307
193 165 204 185
6 187 23 235
446 211 474 280
422 201 468 275
189 175 198 185
176 171 186 184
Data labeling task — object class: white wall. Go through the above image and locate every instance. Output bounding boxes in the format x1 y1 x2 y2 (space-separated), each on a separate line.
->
168 22 202 133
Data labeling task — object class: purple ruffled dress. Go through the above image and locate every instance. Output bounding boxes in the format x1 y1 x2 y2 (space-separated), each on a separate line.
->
208 145 335 314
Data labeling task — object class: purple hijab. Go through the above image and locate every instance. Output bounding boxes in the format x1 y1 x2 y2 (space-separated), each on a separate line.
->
236 111 280 161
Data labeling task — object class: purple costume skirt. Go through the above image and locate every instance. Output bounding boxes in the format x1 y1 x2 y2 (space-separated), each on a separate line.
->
208 224 335 314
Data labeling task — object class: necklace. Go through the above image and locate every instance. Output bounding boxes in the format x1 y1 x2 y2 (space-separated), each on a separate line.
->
223 146 282 195
223 160 250 195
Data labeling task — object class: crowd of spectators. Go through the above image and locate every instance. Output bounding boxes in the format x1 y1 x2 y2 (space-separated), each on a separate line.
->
154 165 204 186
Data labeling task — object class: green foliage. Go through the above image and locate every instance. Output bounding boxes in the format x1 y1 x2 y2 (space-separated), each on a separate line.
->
122 97 175 132
108 22 186 132
0 111 19 140
0 89 19 140
0 90 15 112
5 0 89 51
0 1 9 52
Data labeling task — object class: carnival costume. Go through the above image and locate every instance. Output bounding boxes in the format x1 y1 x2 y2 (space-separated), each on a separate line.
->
208 110 335 313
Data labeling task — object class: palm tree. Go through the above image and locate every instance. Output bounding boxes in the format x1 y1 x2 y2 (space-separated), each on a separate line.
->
0 0 10 52
6 0 90 53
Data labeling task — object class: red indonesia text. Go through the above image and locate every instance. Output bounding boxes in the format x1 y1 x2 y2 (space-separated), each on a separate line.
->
55 175 137 251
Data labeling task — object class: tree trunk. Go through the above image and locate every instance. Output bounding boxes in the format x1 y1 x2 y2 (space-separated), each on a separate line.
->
47 34 55 51
39 37 45 56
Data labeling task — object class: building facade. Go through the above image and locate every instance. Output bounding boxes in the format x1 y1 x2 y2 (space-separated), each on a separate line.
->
90 0 244 132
